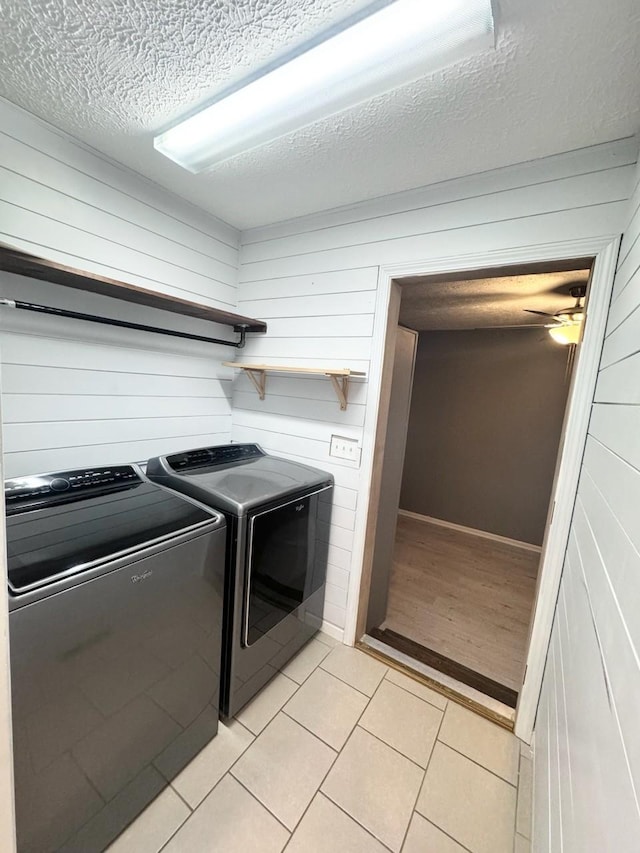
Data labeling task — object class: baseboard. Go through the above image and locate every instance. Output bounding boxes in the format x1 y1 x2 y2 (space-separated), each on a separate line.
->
397 509 542 553
320 620 344 643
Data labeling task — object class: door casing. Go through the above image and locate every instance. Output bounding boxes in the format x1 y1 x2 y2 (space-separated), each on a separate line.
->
345 236 620 743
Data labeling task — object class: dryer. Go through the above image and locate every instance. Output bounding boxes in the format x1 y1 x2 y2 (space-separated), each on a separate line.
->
146 444 333 717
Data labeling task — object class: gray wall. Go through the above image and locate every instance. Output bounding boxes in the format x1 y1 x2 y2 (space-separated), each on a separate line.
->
400 327 572 545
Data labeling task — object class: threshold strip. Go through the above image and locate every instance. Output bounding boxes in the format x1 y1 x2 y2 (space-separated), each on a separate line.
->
368 627 518 709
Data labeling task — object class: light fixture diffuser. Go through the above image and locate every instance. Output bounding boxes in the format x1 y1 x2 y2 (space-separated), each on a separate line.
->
548 323 582 346
154 0 495 171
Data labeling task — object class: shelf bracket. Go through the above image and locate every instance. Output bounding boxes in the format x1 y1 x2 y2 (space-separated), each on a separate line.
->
328 374 349 410
245 368 266 400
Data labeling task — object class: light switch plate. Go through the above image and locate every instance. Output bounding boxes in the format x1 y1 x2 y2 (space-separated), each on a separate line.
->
330 434 361 464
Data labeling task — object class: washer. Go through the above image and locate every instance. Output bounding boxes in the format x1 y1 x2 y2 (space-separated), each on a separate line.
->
6 464 226 853
146 444 333 717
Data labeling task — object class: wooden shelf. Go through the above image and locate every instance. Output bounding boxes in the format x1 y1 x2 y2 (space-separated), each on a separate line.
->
0 243 266 333
223 362 366 410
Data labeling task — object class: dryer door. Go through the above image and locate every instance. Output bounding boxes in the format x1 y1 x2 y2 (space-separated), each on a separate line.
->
243 486 331 646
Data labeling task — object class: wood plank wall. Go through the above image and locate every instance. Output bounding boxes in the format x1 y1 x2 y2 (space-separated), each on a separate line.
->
235 138 637 636
534 159 640 850
2 88 639 851
0 98 240 477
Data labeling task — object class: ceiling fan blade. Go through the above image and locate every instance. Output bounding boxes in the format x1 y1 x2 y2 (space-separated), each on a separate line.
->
523 309 557 318
472 323 556 329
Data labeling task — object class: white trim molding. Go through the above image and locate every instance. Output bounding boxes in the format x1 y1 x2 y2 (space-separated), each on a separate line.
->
516 236 621 741
397 509 543 553
320 620 345 643
344 235 621 747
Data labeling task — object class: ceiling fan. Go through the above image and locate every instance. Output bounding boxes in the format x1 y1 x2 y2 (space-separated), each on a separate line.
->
524 284 586 345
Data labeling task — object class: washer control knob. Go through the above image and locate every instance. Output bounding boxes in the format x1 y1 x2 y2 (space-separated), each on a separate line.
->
50 478 70 492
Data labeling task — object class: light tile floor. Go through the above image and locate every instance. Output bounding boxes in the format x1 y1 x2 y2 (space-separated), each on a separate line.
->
108 635 533 853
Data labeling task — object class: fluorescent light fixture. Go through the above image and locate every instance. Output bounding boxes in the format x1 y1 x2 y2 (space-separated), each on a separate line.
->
154 0 495 171
548 322 582 346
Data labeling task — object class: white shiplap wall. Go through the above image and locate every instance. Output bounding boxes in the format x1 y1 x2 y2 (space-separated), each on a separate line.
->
234 138 638 636
232 268 377 630
0 98 240 478
534 160 640 850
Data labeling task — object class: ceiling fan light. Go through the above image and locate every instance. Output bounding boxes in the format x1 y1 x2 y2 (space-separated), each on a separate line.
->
548 323 582 346
154 0 495 171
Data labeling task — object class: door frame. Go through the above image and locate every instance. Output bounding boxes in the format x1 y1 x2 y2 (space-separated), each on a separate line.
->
364 321 418 631
344 235 620 743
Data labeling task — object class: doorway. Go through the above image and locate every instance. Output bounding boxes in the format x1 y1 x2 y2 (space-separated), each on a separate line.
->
358 259 594 722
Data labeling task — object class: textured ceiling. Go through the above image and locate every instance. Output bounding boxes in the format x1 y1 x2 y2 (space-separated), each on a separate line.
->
398 269 591 331
0 0 639 228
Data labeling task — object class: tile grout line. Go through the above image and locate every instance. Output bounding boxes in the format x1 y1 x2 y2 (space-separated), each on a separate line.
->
314 631 340 649
280 641 332 685
513 749 533 849
278 753 342 849
384 669 449 713
230 716 256 739
159 770 230 852
230 713 339 784
318 675 425 852
312 792 396 853
168 782 194 814
513 750 523 852
353 722 432 773
231 647 339 743
319 787 397 850
414 731 520 853
161 753 295 853
235 635 342 735
230 772 294 835
399 697 448 851
434 739 519 789
159 720 259 850
317 664 384 698
421 817 476 853
229 656 352 841
273 693 363 850
280 706 348 751
168 717 257 810
289 664 389 849
318 654 389 699
149 785 194 852
521 753 533 840
234 671 306 737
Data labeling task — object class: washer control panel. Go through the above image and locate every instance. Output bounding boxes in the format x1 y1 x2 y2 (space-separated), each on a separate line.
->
5 466 141 513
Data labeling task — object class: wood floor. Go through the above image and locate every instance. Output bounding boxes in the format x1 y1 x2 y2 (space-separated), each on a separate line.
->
380 515 540 693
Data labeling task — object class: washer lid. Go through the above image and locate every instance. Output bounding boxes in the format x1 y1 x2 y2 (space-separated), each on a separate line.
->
146 444 333 515
5 468 222 594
